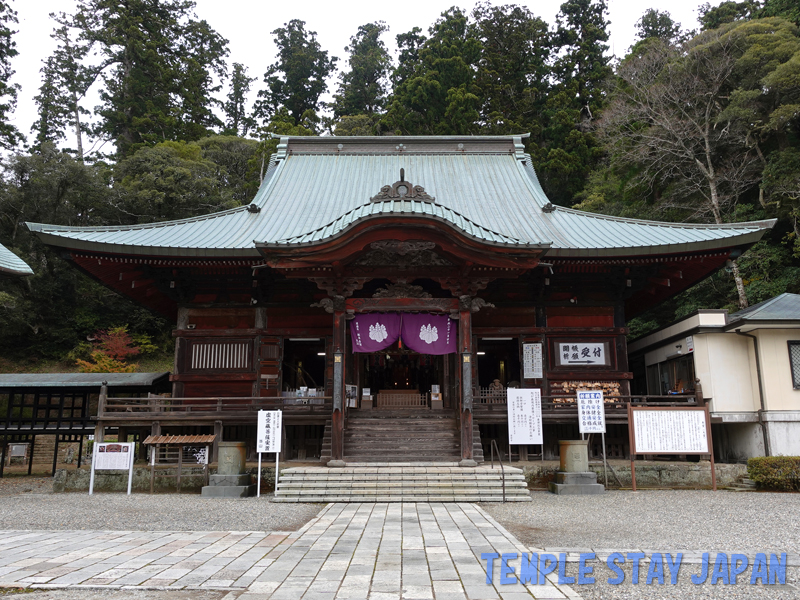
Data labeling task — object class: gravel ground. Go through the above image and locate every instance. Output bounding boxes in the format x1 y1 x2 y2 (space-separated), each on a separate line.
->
0 475 322 532
482 489 800 599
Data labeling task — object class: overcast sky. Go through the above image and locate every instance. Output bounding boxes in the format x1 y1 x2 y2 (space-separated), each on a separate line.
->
10 0 706 141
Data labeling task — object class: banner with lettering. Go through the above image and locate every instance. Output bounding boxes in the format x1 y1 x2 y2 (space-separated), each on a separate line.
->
400 313 457 355
350 313 402 352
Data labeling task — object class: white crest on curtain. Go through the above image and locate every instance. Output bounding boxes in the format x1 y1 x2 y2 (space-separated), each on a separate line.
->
419 324 439 344
369 323 388 343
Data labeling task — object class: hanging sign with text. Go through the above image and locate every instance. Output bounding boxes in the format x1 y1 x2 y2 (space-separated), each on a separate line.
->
556 342 608 366
577 390 606 434
522 343 543 379
507 388 543 445
257 410 283 454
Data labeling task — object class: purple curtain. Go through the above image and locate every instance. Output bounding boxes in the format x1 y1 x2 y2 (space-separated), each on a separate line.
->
350 313 402 352
401 313 457 355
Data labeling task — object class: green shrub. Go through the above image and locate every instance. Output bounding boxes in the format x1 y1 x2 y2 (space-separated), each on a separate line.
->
747 456 800 491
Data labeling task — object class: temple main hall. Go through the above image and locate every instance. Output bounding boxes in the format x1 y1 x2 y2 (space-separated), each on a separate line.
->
28 135 774 465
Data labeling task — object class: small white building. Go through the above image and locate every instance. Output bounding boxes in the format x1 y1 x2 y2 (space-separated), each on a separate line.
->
628 293 800 460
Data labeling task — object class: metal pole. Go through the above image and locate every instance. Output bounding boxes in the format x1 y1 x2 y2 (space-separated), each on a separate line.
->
257 452 262 497
275 452 280 492
601 432 608 488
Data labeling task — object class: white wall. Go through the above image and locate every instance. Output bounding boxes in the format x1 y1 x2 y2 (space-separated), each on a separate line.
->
754 329 800 411
765 422 800 455
693 334 760 413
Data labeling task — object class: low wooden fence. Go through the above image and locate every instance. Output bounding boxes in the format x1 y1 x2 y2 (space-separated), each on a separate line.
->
98 395 332 420
376 392 428 409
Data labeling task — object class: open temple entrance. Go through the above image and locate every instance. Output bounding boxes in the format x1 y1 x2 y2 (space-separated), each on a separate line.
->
354 342 455 409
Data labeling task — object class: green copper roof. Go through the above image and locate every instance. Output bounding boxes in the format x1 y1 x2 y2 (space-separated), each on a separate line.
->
0 242 33 276
27 135 775 258
729 293 800 323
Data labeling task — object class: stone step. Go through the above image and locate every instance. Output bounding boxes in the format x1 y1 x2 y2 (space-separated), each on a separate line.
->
272 496 532 503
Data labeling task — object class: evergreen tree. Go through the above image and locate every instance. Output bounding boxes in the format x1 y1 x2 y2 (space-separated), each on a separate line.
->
254 20 337 126
537 0 611 204
332 22 391 119
471 2 550 135
384 8 481 135
67 0 229 157
635 9 682 42
0 0 20 149
699 1 761 30
32 21 96 160
223 63 256 137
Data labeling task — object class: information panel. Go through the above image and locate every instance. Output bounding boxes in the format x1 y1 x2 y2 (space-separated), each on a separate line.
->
257 410 283 454
577 390 606 434
522 343 543 379
631 409 710 454
94 443 134 470
507 388 543 445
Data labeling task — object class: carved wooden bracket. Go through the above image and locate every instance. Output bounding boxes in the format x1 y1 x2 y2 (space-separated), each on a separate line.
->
308 277 369 298
437 278 494 297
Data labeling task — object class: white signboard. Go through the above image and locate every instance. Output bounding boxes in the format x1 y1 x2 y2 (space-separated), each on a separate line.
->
557 342 606 366
523 343 543 379
686 336 694 352
94 442 134 470
577 390 606 434
89 442 135 496
632 410 709 454
257 410 283 454
507 388 543 445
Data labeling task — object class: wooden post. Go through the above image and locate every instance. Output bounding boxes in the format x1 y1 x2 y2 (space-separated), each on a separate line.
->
627 403 636 491
177 444 183 493
330 306 346 466
28 435 35 475
212 420 222 463
0 441 5 478
459 299 475 466
51 436 60 477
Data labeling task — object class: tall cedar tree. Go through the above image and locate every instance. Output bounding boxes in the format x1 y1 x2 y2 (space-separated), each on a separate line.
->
471 3 550 136
67 0 228 157
537 0 611 205
0 0 20 149
635 9 682 42
255 20 337 126
223 63 256 137
699 1 762 30
384 8 481 135
32 21 96 160
332 22 391 119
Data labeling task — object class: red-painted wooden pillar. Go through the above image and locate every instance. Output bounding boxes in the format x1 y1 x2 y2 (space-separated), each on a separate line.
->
330 308 346 465
459 300 476 466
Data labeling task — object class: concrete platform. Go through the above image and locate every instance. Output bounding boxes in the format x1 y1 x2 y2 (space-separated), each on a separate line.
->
548 471 604 495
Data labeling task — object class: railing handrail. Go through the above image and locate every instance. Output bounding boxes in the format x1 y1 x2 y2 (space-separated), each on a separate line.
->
489 438 506 503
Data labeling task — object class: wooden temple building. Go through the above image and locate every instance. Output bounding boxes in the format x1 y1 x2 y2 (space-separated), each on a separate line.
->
28 135 774 464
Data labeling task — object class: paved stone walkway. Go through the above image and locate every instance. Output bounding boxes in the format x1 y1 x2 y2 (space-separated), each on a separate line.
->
0 503 578 600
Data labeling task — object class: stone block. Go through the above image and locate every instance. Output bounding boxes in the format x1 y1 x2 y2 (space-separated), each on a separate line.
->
548 481 604 495
555 471 597 485
200 484 256 498
208 474 251 486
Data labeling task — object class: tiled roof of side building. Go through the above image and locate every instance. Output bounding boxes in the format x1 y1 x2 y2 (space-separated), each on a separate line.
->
27 135 775 258
0 242 33 276
728 293 800 322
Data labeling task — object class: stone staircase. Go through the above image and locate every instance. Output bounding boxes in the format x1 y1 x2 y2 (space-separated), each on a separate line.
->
729 476 758 492
272 463 531 502
320 410 484 463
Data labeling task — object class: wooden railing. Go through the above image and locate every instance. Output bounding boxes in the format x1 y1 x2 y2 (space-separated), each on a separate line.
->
376 392 428 409
98 395 332 419
474 387 700 408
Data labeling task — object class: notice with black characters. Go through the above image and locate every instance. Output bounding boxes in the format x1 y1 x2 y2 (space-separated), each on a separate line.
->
522 343 543 379
632 410 709 453
507 388 543 445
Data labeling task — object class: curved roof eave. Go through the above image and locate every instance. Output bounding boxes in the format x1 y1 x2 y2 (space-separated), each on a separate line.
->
0 243 34 276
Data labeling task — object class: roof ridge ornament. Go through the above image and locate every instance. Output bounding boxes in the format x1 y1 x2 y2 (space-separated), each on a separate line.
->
370 168 435 203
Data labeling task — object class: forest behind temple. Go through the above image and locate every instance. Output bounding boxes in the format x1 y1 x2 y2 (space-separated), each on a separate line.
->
0 0 798 371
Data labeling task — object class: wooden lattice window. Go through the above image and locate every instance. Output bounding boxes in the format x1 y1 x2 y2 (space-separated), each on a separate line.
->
788 341 800 390
185 339 253 372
